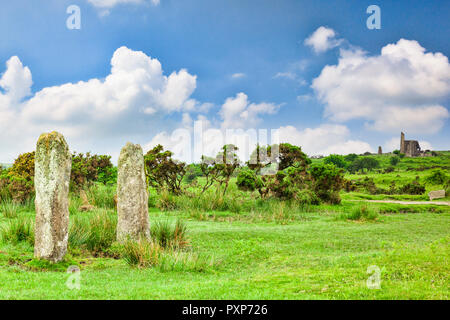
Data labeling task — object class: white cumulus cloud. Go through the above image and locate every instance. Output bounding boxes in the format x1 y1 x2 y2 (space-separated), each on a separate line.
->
277 124 373 156
312 39 450 134
304 26 342 53
219 92 280 130
0 47 201 162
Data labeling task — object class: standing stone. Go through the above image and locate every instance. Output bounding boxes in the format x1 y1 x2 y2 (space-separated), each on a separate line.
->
117 143 149 242
378 146 382 155
34 132 71 262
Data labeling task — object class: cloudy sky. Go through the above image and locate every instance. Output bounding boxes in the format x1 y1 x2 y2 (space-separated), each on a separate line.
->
0 0 449 163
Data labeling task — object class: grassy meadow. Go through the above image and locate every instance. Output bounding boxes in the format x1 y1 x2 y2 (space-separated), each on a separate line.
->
0 152 449 299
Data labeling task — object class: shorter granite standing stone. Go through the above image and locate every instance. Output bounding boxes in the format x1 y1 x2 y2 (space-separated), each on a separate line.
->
117 143 150 242
34 132 72 262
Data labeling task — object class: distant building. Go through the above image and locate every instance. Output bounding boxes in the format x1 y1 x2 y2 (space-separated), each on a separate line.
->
400 132 421 157
378 146 382 155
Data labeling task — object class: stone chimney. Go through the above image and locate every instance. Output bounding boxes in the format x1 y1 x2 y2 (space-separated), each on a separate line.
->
400 132 405 153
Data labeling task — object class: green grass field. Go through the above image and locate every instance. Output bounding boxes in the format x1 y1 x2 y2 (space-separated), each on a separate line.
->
0 152 449 299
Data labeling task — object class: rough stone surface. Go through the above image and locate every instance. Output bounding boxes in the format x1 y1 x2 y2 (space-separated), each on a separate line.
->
400 132 421 157
34 132 71 262
117 142 149 242
428 189 445 201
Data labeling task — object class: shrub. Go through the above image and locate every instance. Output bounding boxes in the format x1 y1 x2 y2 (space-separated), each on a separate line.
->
425 169 448 185
309 164 344 204
399 180 426 195
348 157 380 173
3 152 36 203
344 153 358 163
150 219 189 249
236 169 263 193
1 216 34 245
295 189 320 205
71 152 115 189
390 156 400 166
324 154 348 169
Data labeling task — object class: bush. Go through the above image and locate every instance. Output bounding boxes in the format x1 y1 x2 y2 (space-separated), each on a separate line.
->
309 164 344 204
425 169 448 185
2 152 36 203
324 154 348 169
348 157 380 173
236 169 263 192
399 180 426 195
390 156 400 166
71 153 115 189
295 189 320 205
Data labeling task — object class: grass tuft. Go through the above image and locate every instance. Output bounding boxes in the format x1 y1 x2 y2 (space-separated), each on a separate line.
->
0 199 20 219
1 216 34 245
338 205 379 221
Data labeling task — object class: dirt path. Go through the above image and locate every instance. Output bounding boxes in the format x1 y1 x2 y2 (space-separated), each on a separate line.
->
350 200 450 206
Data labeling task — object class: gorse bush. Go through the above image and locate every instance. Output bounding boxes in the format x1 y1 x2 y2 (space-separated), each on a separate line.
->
71 152 116 189
1 216 34 245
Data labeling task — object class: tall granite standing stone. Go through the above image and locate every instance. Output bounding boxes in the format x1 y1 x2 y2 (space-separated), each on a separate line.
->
117 143 149 242
34 132 71 262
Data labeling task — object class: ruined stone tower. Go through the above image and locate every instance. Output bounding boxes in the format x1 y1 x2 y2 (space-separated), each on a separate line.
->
400 132 421 157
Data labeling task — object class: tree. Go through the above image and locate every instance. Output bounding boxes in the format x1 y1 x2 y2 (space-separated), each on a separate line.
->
348 157 380 173
277 143 311 171
144 144 186 194
344 153 358 162
214 144 240 195
324 154 348 169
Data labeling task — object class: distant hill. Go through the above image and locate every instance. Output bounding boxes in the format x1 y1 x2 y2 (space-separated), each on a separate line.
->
0 163 12 169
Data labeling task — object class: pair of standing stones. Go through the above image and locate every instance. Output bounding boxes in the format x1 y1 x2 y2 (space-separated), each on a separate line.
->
34 132 149 262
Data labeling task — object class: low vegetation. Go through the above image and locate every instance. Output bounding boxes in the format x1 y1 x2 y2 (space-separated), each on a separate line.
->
0 147 448 299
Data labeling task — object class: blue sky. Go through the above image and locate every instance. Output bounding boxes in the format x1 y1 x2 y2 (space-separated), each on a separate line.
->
0 0 449 163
